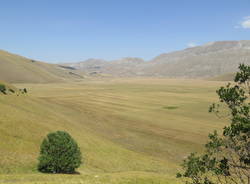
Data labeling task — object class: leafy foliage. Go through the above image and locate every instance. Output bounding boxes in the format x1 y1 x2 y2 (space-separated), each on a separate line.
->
19 88 28 94
38 131 82 174
0 84 6 94
177 64 250 184
9 88 15 93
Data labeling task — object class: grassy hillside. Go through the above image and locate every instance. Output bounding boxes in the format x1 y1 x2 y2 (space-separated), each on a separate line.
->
0 50 83 83
0 79 227 183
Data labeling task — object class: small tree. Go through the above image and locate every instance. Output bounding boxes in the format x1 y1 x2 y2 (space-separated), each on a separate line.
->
38 131 82 173
177 64 250 184
0 84 6 94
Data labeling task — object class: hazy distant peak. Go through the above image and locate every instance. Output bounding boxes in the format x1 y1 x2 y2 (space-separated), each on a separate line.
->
84 58 107 63
61 40 250 79
203 40 250 49
111 57 145 64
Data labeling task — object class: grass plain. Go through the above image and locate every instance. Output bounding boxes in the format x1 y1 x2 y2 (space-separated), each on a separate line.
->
0 78 228 183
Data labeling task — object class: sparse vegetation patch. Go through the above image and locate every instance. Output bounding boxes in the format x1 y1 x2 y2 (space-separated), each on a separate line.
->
0 84 6 94
163 106 179 110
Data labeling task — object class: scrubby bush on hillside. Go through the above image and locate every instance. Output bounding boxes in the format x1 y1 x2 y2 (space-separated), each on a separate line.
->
38 131 82 173
9 88 15 93
19 88 27 94
0 84 6 94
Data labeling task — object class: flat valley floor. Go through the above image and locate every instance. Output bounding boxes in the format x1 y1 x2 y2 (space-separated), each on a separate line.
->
0 78 228 184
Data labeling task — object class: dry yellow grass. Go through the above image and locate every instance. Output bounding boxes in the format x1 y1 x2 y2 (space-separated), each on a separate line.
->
0 78 227 183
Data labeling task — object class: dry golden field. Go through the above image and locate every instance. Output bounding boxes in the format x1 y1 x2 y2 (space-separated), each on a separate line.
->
0 78 228 183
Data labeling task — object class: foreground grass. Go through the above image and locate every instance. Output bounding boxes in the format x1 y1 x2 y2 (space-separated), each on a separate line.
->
0 78 227 183
0 172 180 184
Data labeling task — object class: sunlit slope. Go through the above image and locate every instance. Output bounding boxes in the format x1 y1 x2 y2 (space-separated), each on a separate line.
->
0 98 169 174
67 41 250 78
0 79 226 176
0 50 82 83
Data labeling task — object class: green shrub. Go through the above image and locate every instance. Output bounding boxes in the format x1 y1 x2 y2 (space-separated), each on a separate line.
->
38 131 82 174
177 64 250 184
9 88 15 93
0 84 6 94
163 106 178 110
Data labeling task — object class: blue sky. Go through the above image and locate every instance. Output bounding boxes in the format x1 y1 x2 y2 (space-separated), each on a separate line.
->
0 0 249 63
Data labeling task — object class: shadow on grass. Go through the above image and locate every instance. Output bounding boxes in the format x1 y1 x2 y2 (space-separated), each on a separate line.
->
163 106 179 110
39 171 81 175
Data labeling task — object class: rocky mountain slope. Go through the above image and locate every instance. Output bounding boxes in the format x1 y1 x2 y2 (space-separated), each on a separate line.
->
1 40 249 82
66 40 250 78
66 57 146 77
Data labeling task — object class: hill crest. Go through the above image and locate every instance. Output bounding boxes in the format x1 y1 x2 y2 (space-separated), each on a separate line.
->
0 50 84 83
64 40 250 78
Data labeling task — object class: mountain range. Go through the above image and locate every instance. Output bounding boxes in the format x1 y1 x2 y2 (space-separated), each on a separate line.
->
0 40 250 83
66 40 250 78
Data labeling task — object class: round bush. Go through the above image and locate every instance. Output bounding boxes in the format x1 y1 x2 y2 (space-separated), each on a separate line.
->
38 131 82 173
0 84 6 94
